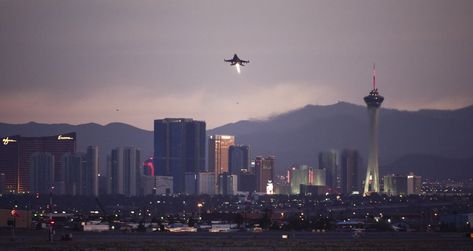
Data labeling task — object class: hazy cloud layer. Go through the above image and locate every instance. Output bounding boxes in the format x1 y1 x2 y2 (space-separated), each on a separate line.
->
1 0 472 129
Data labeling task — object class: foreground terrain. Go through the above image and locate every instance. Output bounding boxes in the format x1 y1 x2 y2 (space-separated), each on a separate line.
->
1 229 472 251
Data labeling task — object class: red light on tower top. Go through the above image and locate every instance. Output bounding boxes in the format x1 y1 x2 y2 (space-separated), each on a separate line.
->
372 63 376 90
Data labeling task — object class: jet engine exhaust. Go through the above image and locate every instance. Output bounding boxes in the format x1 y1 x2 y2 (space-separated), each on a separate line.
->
235 64 241 74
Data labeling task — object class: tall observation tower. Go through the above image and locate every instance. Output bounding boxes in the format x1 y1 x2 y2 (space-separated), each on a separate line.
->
363 64 384 195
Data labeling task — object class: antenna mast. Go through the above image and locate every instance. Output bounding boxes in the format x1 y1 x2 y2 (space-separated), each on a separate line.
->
372 63 376 90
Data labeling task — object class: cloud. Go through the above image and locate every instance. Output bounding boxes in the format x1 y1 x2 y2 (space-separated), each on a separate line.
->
0 0 472 129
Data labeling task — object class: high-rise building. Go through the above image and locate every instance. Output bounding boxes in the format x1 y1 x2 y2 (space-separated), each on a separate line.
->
228 145 250 175
407 173 422 195
30 152 55 194
255 156 275 193
238 169 256 192
108 147 140 196
340 149 360 194
318 151 339 189
218 172 238 195
288 165 313 194
363 65 384 195
85 146 99 196
313 168 326 186
105 155 113 195
62 152 85 196
208 135 235 175
123 147 140 197
108 148 123 195
184 172 197 195
198 172 215 195
98 174 108 196
154 118 206 193
0 133 76 193
384 174 407 196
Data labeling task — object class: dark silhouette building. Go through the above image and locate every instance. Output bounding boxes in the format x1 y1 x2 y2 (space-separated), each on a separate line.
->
62 146 99 196
229 145 250 175
153 118 205 193
318 150 339 190
340 149 360 195
255 156 275 193
238 169 256 192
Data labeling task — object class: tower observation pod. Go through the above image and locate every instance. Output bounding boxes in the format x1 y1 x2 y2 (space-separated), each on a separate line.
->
363 64 384 195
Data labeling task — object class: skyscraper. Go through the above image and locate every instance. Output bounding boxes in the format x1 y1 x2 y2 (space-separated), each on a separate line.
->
363 65 384 195
154 118 206 193
108 147 124 195
62 147 99 196
30 152 55 194
62 152 85 196
313 168 326 186
217 172 238 195
288 165 313 194
108 147 140 196
84 146 99 196
228 145 250 175
340 149 360 195
209 135 235 193
318 151 339 190
238 169 256 192
255 156 275 193
123 147 140 197
407 173 422 195
208 135 235 175
0 133 76 193
198 172 216 195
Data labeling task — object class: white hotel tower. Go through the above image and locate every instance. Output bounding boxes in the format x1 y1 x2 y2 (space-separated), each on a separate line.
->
363 65 384 195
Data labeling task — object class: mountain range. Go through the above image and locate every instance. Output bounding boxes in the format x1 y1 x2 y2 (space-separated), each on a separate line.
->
1 102 472 179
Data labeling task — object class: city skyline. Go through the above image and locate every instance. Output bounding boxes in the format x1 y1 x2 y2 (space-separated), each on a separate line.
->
1 1 473 130
1 1 473 247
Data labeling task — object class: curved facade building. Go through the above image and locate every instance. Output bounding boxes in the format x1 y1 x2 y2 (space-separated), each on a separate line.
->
0 133 76 193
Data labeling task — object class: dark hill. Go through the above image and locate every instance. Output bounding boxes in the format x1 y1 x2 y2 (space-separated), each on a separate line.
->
2 102 473 178
209 102 473 177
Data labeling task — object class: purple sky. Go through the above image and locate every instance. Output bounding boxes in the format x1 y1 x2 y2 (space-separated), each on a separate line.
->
1 0 472 130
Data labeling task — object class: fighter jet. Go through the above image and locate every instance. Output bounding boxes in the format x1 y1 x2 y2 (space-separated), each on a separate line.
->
224 54 249 66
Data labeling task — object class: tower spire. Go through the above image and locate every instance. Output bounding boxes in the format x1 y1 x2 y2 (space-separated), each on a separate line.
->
372 63 376 90
364 64 384 195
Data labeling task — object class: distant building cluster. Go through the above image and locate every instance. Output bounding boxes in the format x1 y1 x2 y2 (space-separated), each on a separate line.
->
384 173 422 196
0 79 428 197
0 118 421 197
